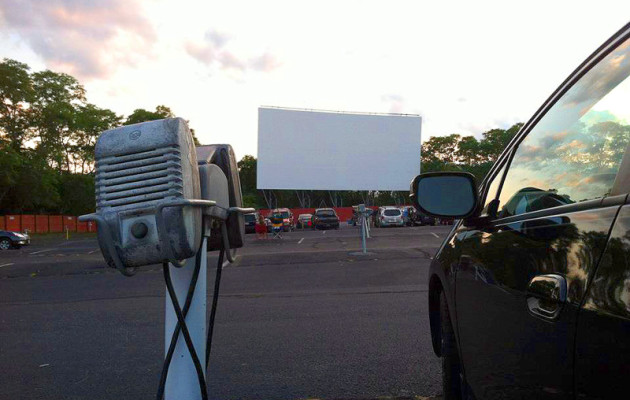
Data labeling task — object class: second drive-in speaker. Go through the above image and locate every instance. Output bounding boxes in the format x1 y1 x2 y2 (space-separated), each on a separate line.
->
196 145 245 251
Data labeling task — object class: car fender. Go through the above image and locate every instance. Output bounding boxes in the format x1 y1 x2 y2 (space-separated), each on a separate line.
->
428 220 463 357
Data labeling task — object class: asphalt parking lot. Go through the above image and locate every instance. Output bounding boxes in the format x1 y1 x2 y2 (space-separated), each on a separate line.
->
0 223 451 400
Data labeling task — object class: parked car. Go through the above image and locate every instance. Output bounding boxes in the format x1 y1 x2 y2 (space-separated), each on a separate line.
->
0 230 30 250
243 212 258 234
264 217 272 233
412 23 630 400
312 208 340 230
271 208 295 231
415 210 436 226
375 207 404 227
297 213 312 229
350 206 373 226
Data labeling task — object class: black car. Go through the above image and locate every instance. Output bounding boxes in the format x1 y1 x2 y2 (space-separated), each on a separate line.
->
411 23 630 400
0 230 30 250
407 207 435 226
312 208 340 230
243 212 257 234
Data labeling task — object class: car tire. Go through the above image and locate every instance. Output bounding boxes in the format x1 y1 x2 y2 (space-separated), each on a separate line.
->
440 291 463 400
0 238 11 250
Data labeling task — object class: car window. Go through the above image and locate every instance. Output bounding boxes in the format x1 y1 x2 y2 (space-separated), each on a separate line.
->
316 210 335 216
383 209 401 216
498 38 630 218
244 214 256 222
481 160 508 217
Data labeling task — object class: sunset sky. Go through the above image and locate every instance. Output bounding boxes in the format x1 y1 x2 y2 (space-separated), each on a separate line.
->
1 0 629 159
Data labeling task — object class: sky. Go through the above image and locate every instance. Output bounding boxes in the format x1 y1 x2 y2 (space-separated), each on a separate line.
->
0 0 629 161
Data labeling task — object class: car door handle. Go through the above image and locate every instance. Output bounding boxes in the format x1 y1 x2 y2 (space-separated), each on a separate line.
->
526 274 567 320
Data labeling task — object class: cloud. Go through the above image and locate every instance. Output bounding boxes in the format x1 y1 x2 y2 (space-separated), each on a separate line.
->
0 0 156 79
381 94 405 113
250 52 281 72
561 38 630 109
185 29 280 73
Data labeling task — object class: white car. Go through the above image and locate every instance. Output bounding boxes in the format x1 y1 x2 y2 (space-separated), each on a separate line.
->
376 207 405 227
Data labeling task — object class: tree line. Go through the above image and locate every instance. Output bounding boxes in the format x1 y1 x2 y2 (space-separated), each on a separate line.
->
1 57 521 215
0 58 198 215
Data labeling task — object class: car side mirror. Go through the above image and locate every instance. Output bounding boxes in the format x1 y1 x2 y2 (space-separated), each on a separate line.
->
410 172 479 218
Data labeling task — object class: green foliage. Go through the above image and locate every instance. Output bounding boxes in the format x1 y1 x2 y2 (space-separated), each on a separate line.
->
421 123 522 183
124 105 174 125
0 58 190 214
0 59 35 149
56 172 95 215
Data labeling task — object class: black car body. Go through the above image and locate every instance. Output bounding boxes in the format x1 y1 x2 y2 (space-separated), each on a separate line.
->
407 207 435 226
417 23 630 400
0 230 30 249
313 208 339 230
244 212 257 234
416 213 435 226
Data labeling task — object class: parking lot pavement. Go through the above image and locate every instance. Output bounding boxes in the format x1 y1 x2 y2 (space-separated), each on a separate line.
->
0 225 449 400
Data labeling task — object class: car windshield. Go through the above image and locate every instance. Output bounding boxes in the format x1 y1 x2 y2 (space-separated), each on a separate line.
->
280 212 290 218
316 210 335 217
384 209 401 216
244 214 256 222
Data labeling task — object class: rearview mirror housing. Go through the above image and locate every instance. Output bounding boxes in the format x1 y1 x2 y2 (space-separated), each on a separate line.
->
410 172 479 219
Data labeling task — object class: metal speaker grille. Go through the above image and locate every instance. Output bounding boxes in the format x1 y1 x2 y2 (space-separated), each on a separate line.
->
96 146 183 210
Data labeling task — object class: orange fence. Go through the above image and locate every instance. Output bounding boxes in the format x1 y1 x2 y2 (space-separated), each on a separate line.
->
0 214 97 233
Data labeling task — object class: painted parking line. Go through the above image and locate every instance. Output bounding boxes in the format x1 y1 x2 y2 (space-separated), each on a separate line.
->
298 238 305 244
88 249 100 254
431 232 439 238
30 249 55 255
0 263 14 268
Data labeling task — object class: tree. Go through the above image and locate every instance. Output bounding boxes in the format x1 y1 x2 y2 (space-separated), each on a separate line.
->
237 155 257 194
420 123 522 183
124 105 174 125
74 104 121 173
0 59 35 150
0 141 23 206
30 70 86 171
124 105 201 145
422 134 461 164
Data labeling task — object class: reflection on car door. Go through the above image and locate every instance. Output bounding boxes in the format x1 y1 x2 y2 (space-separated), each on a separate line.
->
454 205 618 399
575 204 630 399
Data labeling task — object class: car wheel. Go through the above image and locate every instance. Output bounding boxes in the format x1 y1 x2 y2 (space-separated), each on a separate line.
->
440 291 464 400
0 238 11 250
